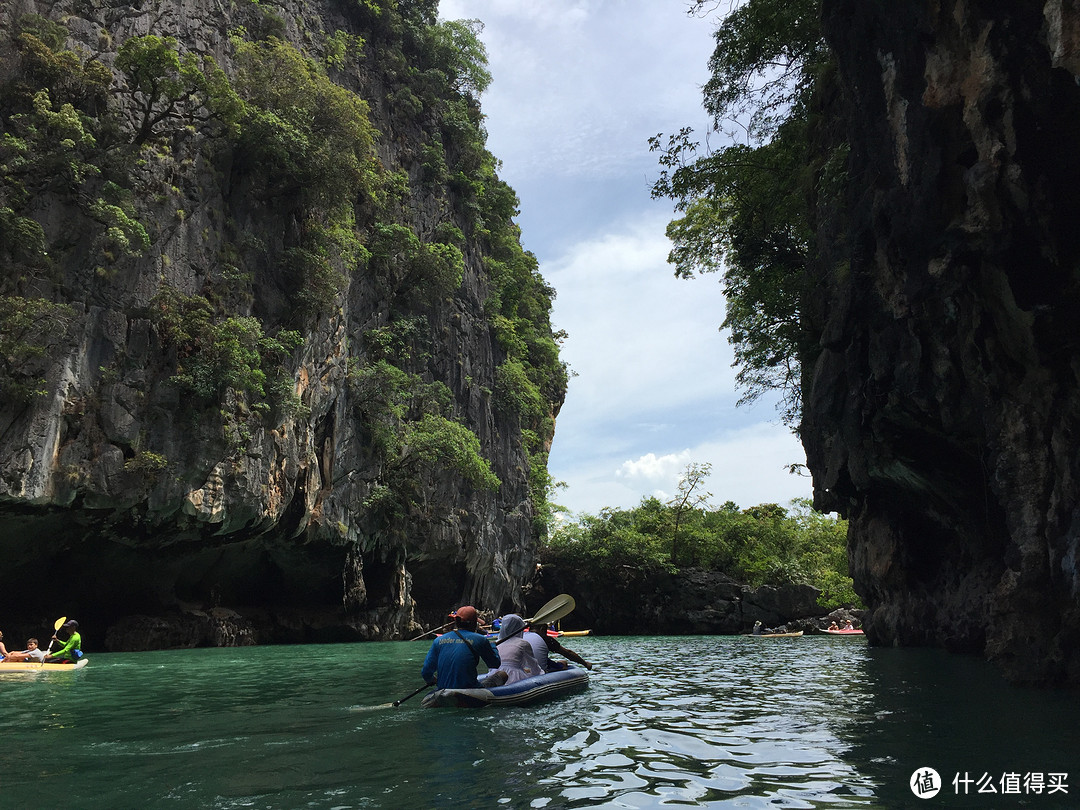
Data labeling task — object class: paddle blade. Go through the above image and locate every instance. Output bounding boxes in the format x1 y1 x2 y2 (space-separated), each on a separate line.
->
527 594 575 625
350 703 393 712
54 617 66 631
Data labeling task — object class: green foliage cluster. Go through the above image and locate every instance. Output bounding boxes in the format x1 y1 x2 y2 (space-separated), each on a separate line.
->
233 36 377 207
116 34 242 146
0 296 76 401
545 496 860 610
367 222 464 299
151 287 303 419
349 341 500 512
651 0 832 427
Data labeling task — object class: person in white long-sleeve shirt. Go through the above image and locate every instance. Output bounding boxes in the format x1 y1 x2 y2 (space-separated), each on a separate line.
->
483 614 540 685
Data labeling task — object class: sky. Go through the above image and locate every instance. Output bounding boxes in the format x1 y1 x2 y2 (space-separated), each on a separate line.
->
439 0 813 516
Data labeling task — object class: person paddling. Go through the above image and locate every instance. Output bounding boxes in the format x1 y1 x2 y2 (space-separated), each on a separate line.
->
524 622 593 672
420 606 500 690
44 620 83 663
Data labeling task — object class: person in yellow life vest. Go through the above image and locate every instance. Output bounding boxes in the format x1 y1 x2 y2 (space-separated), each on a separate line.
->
45 620 83 663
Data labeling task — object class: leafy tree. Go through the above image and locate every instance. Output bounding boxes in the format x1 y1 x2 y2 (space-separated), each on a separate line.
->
668 462 713 565
232 37 378 207
650 0 830 427
116 35 241 145
424 19 491 97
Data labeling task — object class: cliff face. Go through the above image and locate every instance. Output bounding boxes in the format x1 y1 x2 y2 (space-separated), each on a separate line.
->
807 0 1080 684
0 0 564 647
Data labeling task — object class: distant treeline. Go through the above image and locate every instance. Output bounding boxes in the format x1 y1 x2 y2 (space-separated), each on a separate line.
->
543 496 860 611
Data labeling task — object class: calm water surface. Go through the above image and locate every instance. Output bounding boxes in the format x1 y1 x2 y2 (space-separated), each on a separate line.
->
1 635 1077 808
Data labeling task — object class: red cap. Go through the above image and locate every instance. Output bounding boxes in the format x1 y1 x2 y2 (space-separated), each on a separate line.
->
451 605 478 622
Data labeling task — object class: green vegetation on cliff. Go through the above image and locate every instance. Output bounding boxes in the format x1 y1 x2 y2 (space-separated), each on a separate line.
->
0 0 565 537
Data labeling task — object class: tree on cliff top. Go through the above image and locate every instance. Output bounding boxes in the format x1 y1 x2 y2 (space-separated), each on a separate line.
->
650 0 828 428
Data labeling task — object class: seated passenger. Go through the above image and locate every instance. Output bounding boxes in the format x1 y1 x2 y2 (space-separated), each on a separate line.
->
524 623 593 672
482 614 540 686
4 638 45 662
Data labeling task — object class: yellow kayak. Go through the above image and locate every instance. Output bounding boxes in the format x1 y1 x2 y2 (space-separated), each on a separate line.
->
0 658 88 672
752 631 803 638
558 630 591 637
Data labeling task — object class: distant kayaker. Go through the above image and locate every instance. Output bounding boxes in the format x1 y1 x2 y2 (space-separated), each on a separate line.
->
524 623 593 672
842 620 855 630
4 638 45 662
828 621 840 631
44 620 83 663
0 630 9 660
421 606 500 690
484 614 540 686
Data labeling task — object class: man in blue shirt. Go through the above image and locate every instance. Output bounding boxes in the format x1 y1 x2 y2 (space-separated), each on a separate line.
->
421 605 500 689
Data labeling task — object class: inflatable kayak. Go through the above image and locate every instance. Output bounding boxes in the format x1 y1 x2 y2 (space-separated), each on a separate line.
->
0 658 88 672
822 628 864 635
422 666 589 708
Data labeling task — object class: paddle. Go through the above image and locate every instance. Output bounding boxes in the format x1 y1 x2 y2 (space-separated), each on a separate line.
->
408 620 453 642
41 617 65 667
496 594 577 646
526 594 575 625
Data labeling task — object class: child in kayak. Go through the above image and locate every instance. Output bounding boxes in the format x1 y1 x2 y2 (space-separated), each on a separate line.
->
4 638 45 662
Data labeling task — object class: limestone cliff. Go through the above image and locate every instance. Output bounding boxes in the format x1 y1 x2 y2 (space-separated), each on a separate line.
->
0 0 565 647
806 0 1080 684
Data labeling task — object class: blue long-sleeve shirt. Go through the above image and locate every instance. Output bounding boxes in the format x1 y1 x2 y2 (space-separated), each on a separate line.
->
421 628 500 689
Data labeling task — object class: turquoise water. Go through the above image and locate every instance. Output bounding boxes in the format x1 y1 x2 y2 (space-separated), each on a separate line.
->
1 635 1077 808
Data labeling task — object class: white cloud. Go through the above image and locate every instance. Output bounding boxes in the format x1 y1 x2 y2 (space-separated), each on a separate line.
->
554 422 811 517
616 450 694 483
544 209 737 416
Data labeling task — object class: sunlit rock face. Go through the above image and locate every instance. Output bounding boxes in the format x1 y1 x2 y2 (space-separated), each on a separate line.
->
806 0 1080 684
0 0 561 648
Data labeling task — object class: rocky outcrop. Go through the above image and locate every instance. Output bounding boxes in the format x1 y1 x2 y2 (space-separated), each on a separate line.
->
0 0 563 648
806 0 1080 684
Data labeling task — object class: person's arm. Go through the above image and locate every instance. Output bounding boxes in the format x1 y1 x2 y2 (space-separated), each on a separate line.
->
49 636 76 659
420 640 439 684
479 637 501 670
549 639 592 669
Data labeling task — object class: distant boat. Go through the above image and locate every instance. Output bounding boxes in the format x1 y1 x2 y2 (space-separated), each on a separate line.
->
751 631 804 638
822 628 864 636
